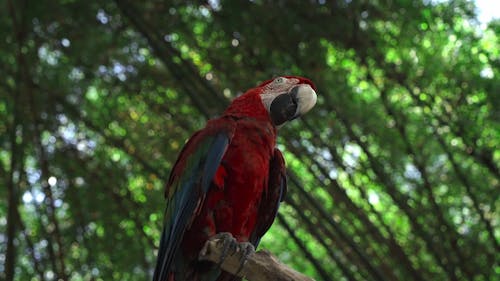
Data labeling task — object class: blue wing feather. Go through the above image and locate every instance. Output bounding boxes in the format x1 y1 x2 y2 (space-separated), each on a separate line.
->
153 125 233 281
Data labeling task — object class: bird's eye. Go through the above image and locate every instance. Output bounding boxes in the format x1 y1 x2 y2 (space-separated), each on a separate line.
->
274 77 285 84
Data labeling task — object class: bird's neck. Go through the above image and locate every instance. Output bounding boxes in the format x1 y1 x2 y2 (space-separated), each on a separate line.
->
223 93 271 123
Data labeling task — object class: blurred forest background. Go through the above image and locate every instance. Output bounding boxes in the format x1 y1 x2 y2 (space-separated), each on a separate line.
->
1 0 499 280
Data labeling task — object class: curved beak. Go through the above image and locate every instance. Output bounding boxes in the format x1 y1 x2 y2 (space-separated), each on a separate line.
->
270 84 317 126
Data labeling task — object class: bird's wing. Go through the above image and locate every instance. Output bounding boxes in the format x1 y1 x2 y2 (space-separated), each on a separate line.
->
153 121 235 281
249 148 287 246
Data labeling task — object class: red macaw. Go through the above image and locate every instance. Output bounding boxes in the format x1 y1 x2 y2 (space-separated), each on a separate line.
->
153 76 317 281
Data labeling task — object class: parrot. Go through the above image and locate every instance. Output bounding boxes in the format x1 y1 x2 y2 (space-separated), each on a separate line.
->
153 76 317 281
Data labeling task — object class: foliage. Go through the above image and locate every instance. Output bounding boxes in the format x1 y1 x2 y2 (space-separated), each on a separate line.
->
1 0 498 280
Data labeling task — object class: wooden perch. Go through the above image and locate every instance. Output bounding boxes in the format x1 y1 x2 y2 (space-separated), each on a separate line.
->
199 235 316 281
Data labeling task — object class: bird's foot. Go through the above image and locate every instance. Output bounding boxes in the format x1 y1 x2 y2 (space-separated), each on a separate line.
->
234 242 255 277
213 232 238 267
210 233 255 277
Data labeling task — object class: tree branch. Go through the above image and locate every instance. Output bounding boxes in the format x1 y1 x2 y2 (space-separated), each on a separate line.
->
199 235 315 281
5 0 27 279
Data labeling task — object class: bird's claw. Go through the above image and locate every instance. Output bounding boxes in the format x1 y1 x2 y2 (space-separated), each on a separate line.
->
213 232 238 267
235 242 255 277
211 233 255 277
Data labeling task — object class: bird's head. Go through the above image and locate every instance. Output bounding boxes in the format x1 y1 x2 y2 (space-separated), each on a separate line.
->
258 76 317 126
225 76 317 127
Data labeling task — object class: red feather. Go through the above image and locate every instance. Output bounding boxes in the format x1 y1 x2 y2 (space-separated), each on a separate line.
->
154 76 315 281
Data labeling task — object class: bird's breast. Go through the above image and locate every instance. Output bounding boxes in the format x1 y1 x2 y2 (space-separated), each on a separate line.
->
182 119 276 256
218 121 275 239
